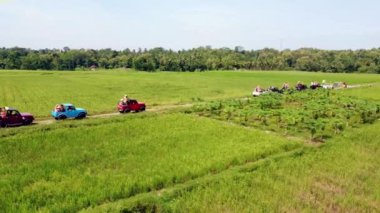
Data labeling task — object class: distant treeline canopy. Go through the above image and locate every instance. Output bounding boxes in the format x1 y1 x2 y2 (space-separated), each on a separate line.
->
0 47 380 73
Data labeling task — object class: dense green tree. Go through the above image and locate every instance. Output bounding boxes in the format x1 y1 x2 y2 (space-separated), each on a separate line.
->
21 52 40 70
133 53 156 71
0 46 379 73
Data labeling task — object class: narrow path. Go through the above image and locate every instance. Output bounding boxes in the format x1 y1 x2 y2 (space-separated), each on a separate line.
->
346 83 379 89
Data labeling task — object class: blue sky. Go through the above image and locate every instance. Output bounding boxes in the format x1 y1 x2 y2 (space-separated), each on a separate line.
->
0 0 379 50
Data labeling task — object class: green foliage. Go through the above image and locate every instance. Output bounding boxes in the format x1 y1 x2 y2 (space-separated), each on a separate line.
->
191 90 380 141
1 47 380 72
132 53 157 71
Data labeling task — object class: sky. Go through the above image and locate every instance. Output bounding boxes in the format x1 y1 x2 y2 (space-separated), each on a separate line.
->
0 0 379 50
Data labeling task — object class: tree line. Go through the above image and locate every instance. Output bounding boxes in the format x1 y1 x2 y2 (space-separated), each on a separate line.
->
0 46 380 73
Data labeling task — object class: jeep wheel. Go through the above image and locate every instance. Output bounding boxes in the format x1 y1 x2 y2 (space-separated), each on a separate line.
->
23 120 32 125
76 113 86 119
58 115 67 120
124 109 131 113
0 121 5 128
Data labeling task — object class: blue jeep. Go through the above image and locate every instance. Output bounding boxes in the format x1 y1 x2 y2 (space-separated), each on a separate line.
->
51 103 87 120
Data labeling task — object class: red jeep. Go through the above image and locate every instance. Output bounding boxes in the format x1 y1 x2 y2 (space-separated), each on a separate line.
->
117 99 146 113
0 107 34 127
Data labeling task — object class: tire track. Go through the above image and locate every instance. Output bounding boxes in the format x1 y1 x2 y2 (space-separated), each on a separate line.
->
81 147 305 212
34 103 194 125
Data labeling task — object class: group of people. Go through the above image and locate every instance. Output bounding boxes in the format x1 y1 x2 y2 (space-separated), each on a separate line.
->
53 95 131 113
119 95 130 105
54 104 65 112
253 80 347 96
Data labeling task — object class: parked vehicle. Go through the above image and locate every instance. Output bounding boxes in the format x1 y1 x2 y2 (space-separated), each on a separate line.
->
51 103 87 120
117 99 146 113
333 82 348 89
0 107 34 127
296 83 308 91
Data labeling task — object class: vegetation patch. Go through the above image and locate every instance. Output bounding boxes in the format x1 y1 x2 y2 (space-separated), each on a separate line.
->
189 89 380 141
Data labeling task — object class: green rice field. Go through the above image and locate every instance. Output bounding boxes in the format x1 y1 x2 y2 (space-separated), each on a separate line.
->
0 70 379 212
1 70 379 117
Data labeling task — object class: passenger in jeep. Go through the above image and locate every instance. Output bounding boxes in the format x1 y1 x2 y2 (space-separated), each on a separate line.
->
310 81 321 90
0 107 5 118
55 104 65 112
282 82 290 90
255 85 263 93
121 95 129 105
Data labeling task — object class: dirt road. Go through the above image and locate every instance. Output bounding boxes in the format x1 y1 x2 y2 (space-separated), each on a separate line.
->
35 103 194 125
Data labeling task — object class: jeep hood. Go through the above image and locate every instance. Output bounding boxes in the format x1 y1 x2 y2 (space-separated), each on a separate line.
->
20 113 34 118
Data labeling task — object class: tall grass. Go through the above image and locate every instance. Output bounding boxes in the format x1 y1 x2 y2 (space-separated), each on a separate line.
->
86 121 380 212
0 113 300 212
339 84 380 101
165 122 380 212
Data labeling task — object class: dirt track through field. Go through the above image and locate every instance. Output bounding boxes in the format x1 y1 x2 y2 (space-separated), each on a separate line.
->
35 103 194 125
345 83 378 89
33 83 378 126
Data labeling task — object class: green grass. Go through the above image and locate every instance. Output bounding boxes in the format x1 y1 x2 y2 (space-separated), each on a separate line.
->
1 70 379 117
0 113 300 212
85 121 380 213
340 84 380 101
166 122 380 212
